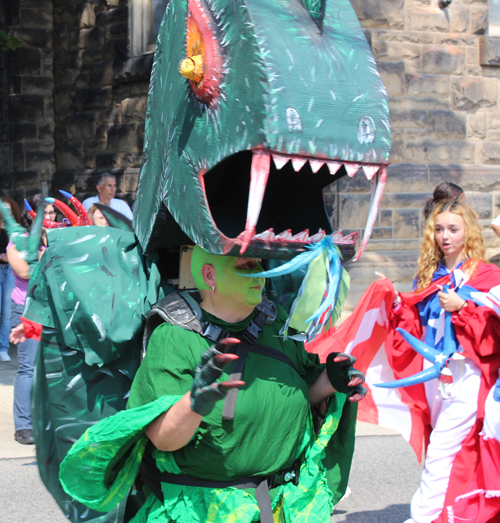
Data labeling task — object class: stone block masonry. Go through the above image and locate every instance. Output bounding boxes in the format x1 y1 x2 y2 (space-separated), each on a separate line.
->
51 0 149 205
1 0 151 206
338 0 500 299
2 0 500 299
0 0 55 202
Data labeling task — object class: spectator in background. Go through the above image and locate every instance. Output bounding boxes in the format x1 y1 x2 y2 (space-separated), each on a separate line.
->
0 197 20 363
423 182 465 220
6 194 52 445
82 173 133 220
88 205 110 227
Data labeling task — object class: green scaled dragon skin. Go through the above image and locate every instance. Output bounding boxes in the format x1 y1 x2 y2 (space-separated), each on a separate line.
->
134 0 391 260
25 226 164 523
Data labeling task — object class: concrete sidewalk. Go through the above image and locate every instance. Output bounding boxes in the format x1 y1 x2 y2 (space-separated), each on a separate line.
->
0 345 36 459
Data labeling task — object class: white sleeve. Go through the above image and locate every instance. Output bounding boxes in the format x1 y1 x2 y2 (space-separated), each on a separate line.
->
82 197 96 211
115 199 134 220
491 214 500 226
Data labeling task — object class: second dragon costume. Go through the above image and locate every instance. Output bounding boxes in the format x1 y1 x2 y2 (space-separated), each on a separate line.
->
13 0 392 521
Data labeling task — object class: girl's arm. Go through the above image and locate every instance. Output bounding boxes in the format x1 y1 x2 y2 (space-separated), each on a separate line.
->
6 244 30 279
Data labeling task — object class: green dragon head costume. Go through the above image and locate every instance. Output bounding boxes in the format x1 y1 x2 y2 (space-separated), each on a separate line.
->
134 0 390 262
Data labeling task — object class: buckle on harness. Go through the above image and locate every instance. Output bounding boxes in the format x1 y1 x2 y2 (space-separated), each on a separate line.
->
267 460 301 489
243 320 261 343
202 323 229 343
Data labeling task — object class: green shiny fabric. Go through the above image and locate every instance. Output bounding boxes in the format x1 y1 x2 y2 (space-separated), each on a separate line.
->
60 392 351 523
24 226 165 523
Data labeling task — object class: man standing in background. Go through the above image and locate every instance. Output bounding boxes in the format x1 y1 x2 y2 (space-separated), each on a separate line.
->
82 173 133 220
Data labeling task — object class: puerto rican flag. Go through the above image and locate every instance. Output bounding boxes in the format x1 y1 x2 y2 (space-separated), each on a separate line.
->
448 377 500 522
305 274 500 460
448 286 500 523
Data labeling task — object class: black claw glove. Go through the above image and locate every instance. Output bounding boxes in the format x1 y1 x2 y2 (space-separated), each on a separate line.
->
326 352 367 402
190 339 243 416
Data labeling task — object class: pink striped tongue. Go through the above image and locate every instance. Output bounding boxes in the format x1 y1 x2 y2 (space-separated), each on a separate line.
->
240 151 271 254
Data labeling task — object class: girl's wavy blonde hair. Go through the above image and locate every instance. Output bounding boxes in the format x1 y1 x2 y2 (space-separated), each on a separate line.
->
414 200 486 291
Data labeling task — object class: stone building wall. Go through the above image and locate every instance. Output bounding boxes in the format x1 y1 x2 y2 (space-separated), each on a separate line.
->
51 0 149 205
2 0 500 299
0 0 56 201
0 0 151 205
336 0 500 304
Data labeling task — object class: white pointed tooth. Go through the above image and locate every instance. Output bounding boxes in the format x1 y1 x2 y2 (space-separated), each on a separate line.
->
275 229 292 241
253 228 274 240
309 160 325 173
333 231 359 245
291 158 307 171
273 154 290 170
330 230 342 241
362 165 380 181
240 151 271 254
339 231 359 245
345 163 360 177
327 162 342 175
308 229 326 242
353 166 388 262
291 229 309 242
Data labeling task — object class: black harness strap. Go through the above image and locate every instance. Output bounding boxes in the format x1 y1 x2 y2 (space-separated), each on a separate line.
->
139 451 298 523
145 292 286 420
222 341 299 421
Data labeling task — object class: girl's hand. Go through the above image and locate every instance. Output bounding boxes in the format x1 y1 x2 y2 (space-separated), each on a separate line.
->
437 285 466 312
10 323 26 345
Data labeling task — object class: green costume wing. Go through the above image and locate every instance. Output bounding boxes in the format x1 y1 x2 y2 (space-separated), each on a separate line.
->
24 226 165 523
59 392 352 523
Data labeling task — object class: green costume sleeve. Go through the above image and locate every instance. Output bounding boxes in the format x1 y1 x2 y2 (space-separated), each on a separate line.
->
59 389 351 523
127 323 205 409
60 395 181 512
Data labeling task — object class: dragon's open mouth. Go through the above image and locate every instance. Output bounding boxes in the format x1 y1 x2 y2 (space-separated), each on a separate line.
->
202 149 387 261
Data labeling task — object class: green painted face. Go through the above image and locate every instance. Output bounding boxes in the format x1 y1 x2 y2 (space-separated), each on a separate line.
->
191 246 264 308
216 257 265 309
135 0 391 261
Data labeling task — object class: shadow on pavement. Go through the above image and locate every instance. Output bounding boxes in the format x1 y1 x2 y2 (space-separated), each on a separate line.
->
332 504 410 522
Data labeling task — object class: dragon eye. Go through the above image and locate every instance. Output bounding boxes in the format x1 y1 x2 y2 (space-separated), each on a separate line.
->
178 0 223 107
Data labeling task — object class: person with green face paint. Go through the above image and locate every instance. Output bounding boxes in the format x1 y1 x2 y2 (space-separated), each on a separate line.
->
117 247 364 519
190 247 266 321
59 246 367 523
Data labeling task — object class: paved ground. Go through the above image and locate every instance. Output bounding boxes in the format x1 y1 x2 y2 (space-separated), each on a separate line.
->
0 344 423 523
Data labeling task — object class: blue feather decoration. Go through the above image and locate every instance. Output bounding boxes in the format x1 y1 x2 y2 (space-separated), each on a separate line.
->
239 236 347 342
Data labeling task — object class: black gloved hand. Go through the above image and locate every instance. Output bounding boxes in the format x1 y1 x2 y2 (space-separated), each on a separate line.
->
326 352 367 402
190 338 244 416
